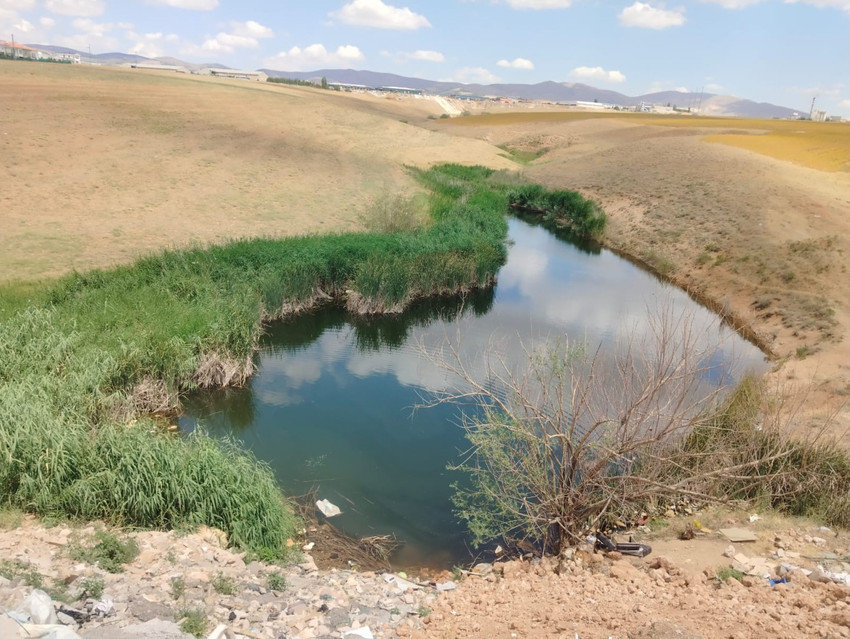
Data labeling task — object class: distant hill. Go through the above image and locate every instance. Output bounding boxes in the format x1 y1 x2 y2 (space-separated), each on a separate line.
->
261 68 798 119
24 45 798 119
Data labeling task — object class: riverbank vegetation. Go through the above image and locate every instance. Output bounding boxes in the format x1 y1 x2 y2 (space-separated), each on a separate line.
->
0 164 604 558
444 309 850 555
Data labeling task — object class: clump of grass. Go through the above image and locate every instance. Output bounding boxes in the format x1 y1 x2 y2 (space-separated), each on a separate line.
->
716 566 745 583
211 571 236 595
69 531 139 573
80 575 104 600
178 607 208 637
359 193 429 234
0 559 43 588
506 183 606 238
266 571 287 591
171 576 185 600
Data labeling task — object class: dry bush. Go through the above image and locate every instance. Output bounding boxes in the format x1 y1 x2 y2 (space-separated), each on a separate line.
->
429 306 842 556
358 193 428 234
193 352 255 389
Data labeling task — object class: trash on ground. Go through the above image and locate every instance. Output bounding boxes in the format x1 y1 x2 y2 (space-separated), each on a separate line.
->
718 527 757 542
436 581 458 592
345 627 374 639
302 542 315 551
316 499 342 518
383 573 423 592
594 532 652 558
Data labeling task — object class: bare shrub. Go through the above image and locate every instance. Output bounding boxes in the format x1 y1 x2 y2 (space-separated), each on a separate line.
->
430 306 833 556
130 377 179 415
359 193 428 234
193 352 254 388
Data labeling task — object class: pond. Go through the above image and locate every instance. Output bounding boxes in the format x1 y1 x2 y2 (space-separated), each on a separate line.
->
180 218 767 568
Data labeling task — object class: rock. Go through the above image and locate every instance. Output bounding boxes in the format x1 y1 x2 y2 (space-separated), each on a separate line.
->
723 545 736 558
57 610 79 626
81 618 192 639
470 563 492 577
325 607 351 628
23 588 59 625
129 599 174 622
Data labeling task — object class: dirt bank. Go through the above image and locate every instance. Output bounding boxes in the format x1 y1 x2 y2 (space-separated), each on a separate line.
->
434 114 850 442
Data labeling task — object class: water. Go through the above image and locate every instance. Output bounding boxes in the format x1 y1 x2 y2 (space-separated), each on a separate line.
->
180 218 767 568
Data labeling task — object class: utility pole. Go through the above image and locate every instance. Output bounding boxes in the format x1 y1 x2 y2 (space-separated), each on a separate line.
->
88 44 92 65
696 85 704 115
11 33 15 60
810 97 816 119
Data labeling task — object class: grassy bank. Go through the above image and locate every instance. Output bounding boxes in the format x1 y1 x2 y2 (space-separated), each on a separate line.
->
0 164 603 557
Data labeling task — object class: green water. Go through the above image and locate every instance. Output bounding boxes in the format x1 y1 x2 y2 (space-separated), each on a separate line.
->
180 218 768 567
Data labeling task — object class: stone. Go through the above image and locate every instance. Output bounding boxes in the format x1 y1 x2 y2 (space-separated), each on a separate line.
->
130 599 174 622
470 563 493 577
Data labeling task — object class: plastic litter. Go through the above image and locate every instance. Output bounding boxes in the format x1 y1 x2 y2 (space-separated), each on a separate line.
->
594 532 652 558
382 573 423 592
316 499 342 518
23 590 58 625
345 627 374 639
768 577 789 586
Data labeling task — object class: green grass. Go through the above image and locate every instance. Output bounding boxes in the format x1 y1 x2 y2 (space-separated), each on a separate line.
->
69 531 139 573
0 163 595 557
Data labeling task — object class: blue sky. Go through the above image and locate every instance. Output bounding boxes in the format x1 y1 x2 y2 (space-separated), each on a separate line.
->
2 0 848 116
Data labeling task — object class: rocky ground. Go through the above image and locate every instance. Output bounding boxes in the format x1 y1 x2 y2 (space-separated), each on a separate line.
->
0 516 443 639
2 514 849 639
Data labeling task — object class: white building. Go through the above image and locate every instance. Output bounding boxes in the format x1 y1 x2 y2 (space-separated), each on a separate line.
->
200 68 268 82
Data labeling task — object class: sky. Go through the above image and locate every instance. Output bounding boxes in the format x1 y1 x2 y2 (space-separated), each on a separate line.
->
1 0 848 116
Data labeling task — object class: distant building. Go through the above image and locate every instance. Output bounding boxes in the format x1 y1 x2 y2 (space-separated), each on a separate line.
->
200 68 268 82
0 41 39 60
811 109 829 122
328 82 371 91
130 63 188 73
378 86 422 95
574 100 610 110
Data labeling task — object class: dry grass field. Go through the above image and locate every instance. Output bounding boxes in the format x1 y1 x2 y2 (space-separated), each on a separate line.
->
2 61 848 437
0 61 509 281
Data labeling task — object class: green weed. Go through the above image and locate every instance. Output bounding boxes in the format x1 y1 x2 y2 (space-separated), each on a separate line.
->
80 576 104 600
178 607 208 637
211 571 236 595
266 572 287 591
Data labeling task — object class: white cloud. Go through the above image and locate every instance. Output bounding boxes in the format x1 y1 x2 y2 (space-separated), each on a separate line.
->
619 2 686 28
13 18 34 32
145 0 218 9
407 49 445 62
331 0 431 29
264 44 365 71
570 66 626 83
45 0 105 17
497 57 535 70
839 99 850 108
202 32 260 52
40 17 56 28
503 0 572 7
699 0 763 7
126 31 179 58
231 20 274 39
448 67 501 84
3 0 37 9
701 0 850 10
71 17 113 36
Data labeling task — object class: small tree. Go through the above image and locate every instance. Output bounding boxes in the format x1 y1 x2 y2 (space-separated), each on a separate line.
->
433 306 801 555
321 76 328 90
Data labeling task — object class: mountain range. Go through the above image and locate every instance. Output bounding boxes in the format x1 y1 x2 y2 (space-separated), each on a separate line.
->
28 44 799 119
